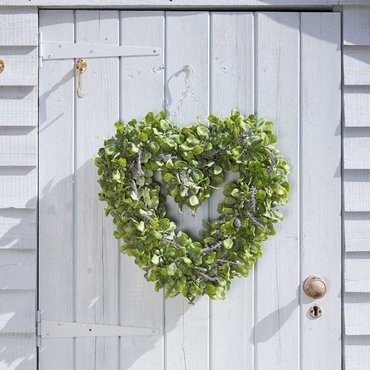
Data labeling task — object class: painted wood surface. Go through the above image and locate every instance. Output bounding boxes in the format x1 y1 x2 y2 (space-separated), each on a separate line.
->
119 11 165 370
0 127 36 166
344 47 370 85
301 13 341 370
39 10 341 370
210 12 254 370
0 0 368 7
0 250 36 290
165 12 210 370
344 213 370 252
344 128 370 169
255 12 300 370
343 6 370 45
342 6 370 366
39 9 75 370
0 209 36 250
344 86 370 127
344 171 370 212
0 46 38 86
0 7 37 46
0 6 38 370
0 87 38 126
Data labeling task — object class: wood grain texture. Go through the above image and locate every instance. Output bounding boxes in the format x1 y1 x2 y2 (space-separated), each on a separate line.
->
210 12 254 370
255 12 300 370
343 6 370 45
344 128 370 169
301 12 341 370
0 0 367 7
0 209 36 250
165 11 210 370
344 47 370 85
119 11 165 370
74 10 120 370
344 171 370 212
0 250 35 289
345 336 370 370
0 334 36 370
345 294 370 335
0 46 37 86
345 254 370 293
39 10 74 370
0 7 37 46
344 212 370 252
0 291 35 333
0 87 37 127
0 167 36 208
344 86 370 127
0 127 36 166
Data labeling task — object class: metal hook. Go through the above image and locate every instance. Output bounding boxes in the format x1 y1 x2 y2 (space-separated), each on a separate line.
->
76 58 87 98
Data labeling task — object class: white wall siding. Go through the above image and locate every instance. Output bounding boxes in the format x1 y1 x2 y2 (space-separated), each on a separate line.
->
0 6 38 370
343 5 370 370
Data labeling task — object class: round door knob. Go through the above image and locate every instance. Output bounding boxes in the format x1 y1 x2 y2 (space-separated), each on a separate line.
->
303 276 326 299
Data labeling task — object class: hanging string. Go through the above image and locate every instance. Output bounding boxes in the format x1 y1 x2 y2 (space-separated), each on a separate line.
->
171 65 206 122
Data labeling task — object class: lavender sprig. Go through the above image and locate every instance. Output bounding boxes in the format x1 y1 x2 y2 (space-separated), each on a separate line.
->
245 210 267 231
136 149 144 176
216 259 244 266
159 152 177 162
234 217 242 228
164 238 180 249
197 271 218 283
201 241 222 253
250 186 257 212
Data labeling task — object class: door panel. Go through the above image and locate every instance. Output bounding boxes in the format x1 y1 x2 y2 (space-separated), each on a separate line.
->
39 10 341 370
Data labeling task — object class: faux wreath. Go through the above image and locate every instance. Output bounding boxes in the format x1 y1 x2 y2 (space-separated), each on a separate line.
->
95 110 290 303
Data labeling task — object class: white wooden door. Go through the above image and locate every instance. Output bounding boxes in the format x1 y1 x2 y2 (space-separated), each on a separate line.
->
39 10 341 370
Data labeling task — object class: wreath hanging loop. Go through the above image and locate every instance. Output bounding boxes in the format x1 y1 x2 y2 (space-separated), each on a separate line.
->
95 110 290 303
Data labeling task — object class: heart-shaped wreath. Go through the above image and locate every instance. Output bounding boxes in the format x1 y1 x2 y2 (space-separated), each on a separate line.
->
95 110 290 303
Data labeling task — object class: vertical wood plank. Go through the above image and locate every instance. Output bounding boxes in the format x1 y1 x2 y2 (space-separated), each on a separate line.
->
74 10 120 370
119 11 165 370
210 12 254 370
165 11 210 370
301 13 341 370
255 12 300 370
39 10 75 370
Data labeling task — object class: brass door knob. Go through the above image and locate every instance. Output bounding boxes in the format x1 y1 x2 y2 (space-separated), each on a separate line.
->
0 60 4 74
303 276 326 299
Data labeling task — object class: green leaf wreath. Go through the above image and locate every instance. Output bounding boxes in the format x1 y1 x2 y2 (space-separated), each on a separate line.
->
95 109 290 303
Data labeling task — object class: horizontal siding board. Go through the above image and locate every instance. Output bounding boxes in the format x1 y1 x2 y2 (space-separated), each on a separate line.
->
343 6 370 45
345 213 370 252
0 167 36 209
0 250 36 290
0 46 38 86
0 127 37 166
344 170 370 212
0 334 36 370
344 128 370 169
345 336 370 370
345 254 370 292
0 87 37 126
345 294 370 335
344 86 370 127
0 291 35 333
0 7 38 46
344 47 370 85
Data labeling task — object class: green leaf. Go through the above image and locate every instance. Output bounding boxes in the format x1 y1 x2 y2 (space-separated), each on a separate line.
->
137 221 145 232
223 238 233 249
151 255 160 265
189 195 199 206
167 263 177 276
197 125 210 137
